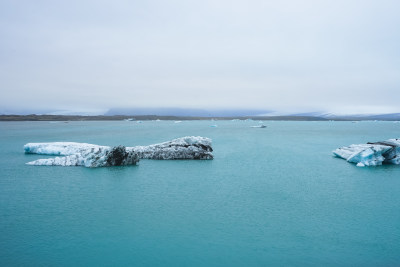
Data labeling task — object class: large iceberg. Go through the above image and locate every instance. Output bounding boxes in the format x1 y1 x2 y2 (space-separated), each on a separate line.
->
333 138 400 167
24 136 213 167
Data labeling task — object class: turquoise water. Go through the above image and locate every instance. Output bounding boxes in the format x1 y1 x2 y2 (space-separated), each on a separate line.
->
1 120 400 266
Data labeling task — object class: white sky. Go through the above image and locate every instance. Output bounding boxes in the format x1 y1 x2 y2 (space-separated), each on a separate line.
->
1 0 399 114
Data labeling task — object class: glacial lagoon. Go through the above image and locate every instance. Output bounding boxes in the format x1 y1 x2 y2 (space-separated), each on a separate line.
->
1 120 400 266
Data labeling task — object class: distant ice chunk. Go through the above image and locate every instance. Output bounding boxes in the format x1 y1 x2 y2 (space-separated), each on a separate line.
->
333 138 400 166
250 125 267 128
24 136 213 167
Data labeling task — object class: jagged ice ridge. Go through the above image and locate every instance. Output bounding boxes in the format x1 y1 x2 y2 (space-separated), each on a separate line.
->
333 138 400 167
24 136 213 167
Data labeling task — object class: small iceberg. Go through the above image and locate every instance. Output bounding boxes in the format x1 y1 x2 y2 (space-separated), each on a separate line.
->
250 125 267 128
333 138 400 167
210 125 218 127
24 136 213 167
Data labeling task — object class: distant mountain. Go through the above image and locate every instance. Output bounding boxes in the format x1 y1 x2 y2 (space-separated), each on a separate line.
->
255 111 400 120
105 108 272 117
354 113 400 120
0 108 57 115
305 112 400 121
2 107 400 120
0 108 106 116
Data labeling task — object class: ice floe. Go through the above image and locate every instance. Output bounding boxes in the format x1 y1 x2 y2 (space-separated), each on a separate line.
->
333 139 400 166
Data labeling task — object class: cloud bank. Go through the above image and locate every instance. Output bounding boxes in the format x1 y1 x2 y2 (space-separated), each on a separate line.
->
1 0 399 114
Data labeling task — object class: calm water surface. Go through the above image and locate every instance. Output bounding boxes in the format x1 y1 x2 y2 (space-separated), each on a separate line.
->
1 120 400 266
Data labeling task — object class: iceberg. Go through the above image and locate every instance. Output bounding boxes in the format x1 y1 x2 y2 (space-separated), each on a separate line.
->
250 125 267 128
27 145 139 167
132 136 213 160
333 138 400 166
24 136 213 167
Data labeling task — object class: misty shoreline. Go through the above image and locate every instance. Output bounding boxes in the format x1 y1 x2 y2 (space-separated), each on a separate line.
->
1 114 399 121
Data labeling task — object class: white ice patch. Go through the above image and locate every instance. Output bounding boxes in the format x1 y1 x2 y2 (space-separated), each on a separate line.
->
333 138 400 167
24 142 107 156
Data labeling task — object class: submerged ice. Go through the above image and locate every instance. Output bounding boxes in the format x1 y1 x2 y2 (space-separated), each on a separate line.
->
24 136 213 167
333 138 400 167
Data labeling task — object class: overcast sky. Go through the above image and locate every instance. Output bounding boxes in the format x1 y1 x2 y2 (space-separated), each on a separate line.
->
1 0 399 114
